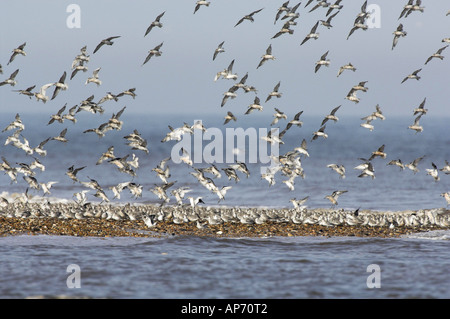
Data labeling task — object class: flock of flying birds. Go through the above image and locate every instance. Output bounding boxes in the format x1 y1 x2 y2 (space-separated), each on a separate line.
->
0 0 449 211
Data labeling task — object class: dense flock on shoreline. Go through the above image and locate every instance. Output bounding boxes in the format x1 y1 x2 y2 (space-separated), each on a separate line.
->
0 1 449 234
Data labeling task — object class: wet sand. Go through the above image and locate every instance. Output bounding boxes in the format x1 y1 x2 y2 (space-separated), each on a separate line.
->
0 215 445 238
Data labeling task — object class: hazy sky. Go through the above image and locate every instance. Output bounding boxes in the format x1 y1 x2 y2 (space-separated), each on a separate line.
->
1 0 450 118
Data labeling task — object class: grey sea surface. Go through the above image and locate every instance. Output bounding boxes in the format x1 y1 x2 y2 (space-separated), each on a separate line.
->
0 232 450 299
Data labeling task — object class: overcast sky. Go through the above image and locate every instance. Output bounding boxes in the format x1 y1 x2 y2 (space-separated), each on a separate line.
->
1 0 450 118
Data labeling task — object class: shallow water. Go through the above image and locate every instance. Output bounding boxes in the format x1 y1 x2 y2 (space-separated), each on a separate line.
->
0 232 449 299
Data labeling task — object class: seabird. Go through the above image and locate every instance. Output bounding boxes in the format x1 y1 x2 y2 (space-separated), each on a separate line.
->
66 165 86 183
440 160 450 175
203 164 222 179
281 1 301 20
117 88 137 99
231 73 249 91
213 41 225 61
290 196 309 210
150 181 175 204
245 96 263 114
170 187 192 205
327 163 346 179
215 59 237 81
294 138 309 157
194 1 210 14
387 159 405 171
261 166 279 186
142 42 163 65
73 190 89 205
315 50 330 73
229 161 250 178
358 162 375 179
70 61 88 80
424 45 448 65
224 111 237 124
399 0 414 19
85 67 102 86
271 108 288 126
369 144 387 160
372 104 385 120
124 130 149 154
360 118 374 131
96 146 115 165
98 91 119 104
7 42 26 65
51 71 68 100
405 155 425 173
408 114 424 133
33 137 50 157
23 176 40 190
222 167 240 183
274 1 292 24
261 128 286 145
301 21 320 46
321 105 341 126
404 0 425 18
257 44 275 69
221 85 238 107
265 81 282 102
215 186 232 203
71 49 90 70
326 0 343 16
311 125 328 141
345 88 360 103
320 11 340 29
426 162 440 182
93 36 121 54
34 83 54 103
401 68 422 83
41 181 58 196
47 104 67 125
324 190 348 207
309 0 331 13
63 105 78 124
441 192 450 206
144 11 165 37
272 21 295 39
107 106 126 131
83 122 111 138
12 85 36 99
337 63 356 77
347 17 368 40
0 69 19 87
285 110 304 130
413 97 428 115
392 24 407 50
51 128 68 143
352 81 369 92
234 8 264 27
